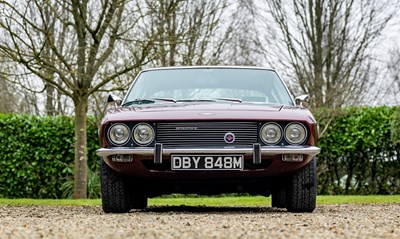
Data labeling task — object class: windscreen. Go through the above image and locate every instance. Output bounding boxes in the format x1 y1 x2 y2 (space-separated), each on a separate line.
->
125 68 294 105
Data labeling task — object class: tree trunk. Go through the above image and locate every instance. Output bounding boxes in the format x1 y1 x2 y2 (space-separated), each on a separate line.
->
73 96 88 199
45 84 56 116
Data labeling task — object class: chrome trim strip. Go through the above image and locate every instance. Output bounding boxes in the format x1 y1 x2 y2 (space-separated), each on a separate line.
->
96 146 321 157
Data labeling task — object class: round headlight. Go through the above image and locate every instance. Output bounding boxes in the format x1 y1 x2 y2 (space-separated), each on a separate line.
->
260 123 282 145
133 123 155 146
285 123 307 145
108 123 130 146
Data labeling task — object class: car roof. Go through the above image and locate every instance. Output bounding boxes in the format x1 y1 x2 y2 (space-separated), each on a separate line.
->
140 66 276 72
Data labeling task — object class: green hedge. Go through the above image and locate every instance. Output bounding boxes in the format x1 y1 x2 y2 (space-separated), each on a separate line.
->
316 106 400 195
0 106 399 198
0 114 99 198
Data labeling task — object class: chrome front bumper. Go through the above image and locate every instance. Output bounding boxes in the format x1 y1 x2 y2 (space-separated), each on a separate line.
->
96 144 321 164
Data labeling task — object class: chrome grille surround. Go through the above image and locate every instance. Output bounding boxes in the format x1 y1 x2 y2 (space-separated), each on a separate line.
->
156 122 258 147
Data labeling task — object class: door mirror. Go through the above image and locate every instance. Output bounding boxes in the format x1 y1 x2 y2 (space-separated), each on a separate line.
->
107 94 122 108
295 95 310 108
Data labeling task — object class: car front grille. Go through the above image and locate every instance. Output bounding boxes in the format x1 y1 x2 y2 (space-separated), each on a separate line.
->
156 121 258 147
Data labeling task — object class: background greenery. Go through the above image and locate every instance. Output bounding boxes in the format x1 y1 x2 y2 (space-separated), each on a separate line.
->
317 106 400 195
0 106 399 198
0 114 99 198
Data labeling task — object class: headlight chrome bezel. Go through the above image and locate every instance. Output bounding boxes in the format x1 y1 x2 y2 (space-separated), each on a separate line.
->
260 122 283 145
284 122 307 145
107 123 131 146
132 123 155 146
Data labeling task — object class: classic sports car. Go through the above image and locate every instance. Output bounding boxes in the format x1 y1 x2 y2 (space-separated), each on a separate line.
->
96 66 320 213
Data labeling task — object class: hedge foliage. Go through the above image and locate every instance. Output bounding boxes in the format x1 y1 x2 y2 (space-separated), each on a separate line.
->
316 106 400 195
0 114 99 198
0 106 399 198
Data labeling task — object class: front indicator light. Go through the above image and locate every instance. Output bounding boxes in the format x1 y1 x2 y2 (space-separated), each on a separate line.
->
282 154 304 162
112 154 133 163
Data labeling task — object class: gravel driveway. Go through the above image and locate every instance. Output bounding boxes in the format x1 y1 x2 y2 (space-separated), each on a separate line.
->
0 204 399 238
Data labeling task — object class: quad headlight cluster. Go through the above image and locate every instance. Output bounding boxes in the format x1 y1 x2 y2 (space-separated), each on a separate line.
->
107 123 155 146
260 122 307 145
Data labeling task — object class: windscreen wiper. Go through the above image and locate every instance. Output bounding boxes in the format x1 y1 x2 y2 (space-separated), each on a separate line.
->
123 98 176 106
176 98 242 103
176 99 217 102
214 98 242 103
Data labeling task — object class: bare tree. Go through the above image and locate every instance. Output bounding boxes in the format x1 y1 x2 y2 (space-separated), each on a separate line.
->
223 0 263 66
137 0 232 67
0 0 149 198
0 77 33 114
0 55 42 114
0 53 20 113
259 0 398 108
387 47 400 104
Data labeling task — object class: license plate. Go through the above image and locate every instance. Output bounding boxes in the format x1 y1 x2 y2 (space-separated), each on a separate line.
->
171 155 244 170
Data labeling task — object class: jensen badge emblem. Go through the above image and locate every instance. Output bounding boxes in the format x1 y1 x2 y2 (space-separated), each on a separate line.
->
224 132 235 144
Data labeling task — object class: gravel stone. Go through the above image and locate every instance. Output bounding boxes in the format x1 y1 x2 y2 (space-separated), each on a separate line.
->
0 204 399 238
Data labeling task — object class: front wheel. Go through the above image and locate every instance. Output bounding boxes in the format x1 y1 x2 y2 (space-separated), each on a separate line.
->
286 158 317 213
100 159 131 213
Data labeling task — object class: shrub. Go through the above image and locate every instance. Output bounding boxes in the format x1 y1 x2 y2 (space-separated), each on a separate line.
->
316 106 400 195
0 114 99 198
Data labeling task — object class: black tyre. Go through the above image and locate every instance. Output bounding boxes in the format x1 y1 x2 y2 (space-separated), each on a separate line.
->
271 188 286 208
100 159 131 213
286 158 317 213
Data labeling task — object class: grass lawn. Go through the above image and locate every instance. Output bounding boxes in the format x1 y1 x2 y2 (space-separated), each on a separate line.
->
0 195 399 206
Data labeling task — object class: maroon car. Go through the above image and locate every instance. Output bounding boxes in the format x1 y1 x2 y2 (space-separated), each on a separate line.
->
96 66 320 213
